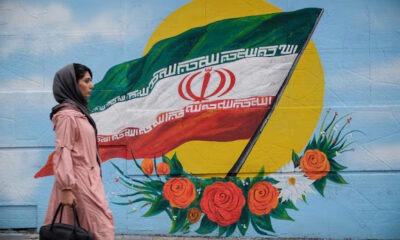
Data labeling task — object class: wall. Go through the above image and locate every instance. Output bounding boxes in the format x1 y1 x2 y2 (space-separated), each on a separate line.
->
0 0 399 239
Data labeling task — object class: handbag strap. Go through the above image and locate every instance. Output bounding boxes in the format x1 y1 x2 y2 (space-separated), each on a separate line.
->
71 204 82 228
59 203 64 223
50 203 64 230
50 203 82 231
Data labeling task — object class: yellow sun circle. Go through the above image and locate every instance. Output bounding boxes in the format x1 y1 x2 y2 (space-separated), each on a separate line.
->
144 0 324 177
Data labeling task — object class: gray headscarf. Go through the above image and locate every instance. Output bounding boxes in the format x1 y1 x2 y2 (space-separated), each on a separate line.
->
50 63 96 130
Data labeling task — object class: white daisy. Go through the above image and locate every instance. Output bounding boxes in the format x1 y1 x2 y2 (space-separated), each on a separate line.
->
273 161 314 203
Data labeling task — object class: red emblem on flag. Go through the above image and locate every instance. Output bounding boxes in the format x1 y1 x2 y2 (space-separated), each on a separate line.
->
178 67 236 102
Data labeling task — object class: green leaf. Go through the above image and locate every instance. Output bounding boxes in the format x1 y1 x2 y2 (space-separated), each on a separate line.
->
270 205 294 221
169 153 184 176
153 158 160 178
252 166 265 184
162 155 171 163
325 150 337 160
110 161 126 176
309 137 318 149
111 201 134 206
329 159 347 171
313 177 327 196
252 214 274 232
237 178 250 197
323 112 336 133
169 208 187 234
319 110 331 137
111 162 145 184
327 172 348 184
218 226 227 237
180 221 191 234
238 207 250 236
263 176 279 184
196 215 218 234
117 176 161 194
225 223 236 237
143 179 165 191
292 150 300 167
140 202 151 208
282 200 298 211
129 149 151 178
117 191 155 198
117 176 141 190
250 217 273 236
319 137 328 150
142 197 169 217
111 197 153 206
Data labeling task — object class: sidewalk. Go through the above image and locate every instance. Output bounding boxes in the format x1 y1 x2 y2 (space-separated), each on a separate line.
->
0 234 228 240
0 233 235 240
0 230 226 240
0 233 306 240
0 235 317 240
0 229 322 240
0 231 319 240
0 233 226 240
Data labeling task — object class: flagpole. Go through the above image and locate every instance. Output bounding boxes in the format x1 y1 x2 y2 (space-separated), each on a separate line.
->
226 9 324 178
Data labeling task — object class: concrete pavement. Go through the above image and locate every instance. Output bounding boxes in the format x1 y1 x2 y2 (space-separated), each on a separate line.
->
0 229 224 239
0 233 294 240
0 232 225 240
0 234 222 240
0 233 320 240
0 235 323 240
0 230 225 240
0 233 226 240
0 230 321 239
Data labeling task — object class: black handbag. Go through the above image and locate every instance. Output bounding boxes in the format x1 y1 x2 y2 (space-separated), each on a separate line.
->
39 203 94 240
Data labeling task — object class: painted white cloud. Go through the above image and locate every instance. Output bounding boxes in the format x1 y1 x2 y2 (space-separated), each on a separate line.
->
0 75 44 91
366 141 400 166
0 2 126 57
343 58 400 85
369 59 400 85
351 139 400 171
325 57 400 102
0 150 41 202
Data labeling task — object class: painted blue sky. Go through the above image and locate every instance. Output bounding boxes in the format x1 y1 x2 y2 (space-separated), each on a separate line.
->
0 0 399 170
0 1 399 237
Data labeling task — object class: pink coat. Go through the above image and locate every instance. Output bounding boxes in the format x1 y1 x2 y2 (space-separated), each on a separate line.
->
44 107 114 239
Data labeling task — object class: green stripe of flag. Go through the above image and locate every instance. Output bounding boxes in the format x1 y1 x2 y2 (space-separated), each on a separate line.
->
89 8 323 112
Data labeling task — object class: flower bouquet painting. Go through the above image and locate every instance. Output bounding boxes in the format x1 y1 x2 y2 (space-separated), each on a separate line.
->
111 110 358 236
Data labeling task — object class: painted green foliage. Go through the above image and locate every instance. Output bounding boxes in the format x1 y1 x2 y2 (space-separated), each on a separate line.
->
112 110 357 236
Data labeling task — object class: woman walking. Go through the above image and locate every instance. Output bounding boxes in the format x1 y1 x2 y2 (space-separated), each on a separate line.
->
44 63 115 239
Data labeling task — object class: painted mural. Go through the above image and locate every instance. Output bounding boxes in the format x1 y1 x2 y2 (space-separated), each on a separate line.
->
109 109 355 236
1 0 399 239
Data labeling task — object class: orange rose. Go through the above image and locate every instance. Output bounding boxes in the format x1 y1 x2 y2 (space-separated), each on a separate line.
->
248 181 279 216
300 149 330 180
141 158 154 175
163 178 196 208
187 208 202 224
156 162 170 175
200 181 245 227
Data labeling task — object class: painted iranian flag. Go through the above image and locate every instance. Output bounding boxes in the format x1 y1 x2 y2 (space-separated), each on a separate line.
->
89 8 323 162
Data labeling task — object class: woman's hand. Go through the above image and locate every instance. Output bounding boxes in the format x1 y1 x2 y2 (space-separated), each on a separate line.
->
61 189 76 206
